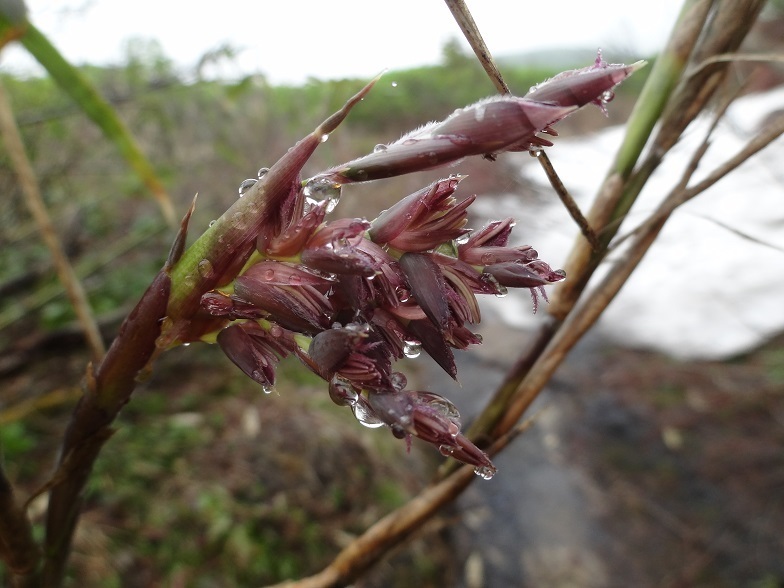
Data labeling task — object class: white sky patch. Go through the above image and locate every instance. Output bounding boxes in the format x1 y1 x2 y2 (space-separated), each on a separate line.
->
3 0 683 83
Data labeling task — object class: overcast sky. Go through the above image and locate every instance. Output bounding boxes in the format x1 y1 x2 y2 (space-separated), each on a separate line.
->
3 0 685 83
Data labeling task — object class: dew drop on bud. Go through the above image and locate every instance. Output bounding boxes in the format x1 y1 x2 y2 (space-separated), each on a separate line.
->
395 287 410 303
288 273 302 286
455 232 471 245
417 391 461 427
238 178 257 196
208 220 217 227
352 399 385 428
373 143 388 153
303 177 342 213
528 147 542 158
182 342 191 347
403 340 422 359
197 259 213 278
320 134 329 143
262 384 275 395
257 167 270 179
391 424 407 439
328 376 358 407
263 268 275 281
601 90 615 103
483 272 508 298
474 465 496 480
390 372 407 391
391 81 398 87
439 445 455 456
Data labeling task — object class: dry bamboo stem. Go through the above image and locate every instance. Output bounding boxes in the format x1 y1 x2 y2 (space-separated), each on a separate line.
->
0 81 105 362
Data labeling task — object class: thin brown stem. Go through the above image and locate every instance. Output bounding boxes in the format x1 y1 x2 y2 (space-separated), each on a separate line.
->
533 150 600 250
0 81 106 362
443 0 510 95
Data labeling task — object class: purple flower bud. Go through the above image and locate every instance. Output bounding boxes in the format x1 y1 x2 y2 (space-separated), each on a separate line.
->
461 218 515 248
308 323 370 378
234 261 334 333
459 244 538 266
265 200 327 257
308 323 393 389
217 321 297 390
369 177 472 251
406 318 456 380
364 389 495 475
525 51 646 115
200 291 266 320
369 308 414 360
311 100 576 185
300 218 376 276
483 261 566 288
399 252 450 331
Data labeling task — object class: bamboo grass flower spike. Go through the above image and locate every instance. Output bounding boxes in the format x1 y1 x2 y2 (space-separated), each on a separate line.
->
307 52 644 187
198 57 642 477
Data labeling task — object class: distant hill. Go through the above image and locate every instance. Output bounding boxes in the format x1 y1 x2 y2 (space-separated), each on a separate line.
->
497 47 646 70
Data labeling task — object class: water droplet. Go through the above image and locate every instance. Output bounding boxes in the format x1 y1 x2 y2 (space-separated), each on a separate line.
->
303 177 342 213
208 219 217 227
474 465 496 480
403 340 422 359
238 178 257 196
373 143 388 153
329 376 358 406
257 167 270 178
352 398 384 428
391 424 406 439
390 372 407 391
601 90 615 103
269 324 283 337
395 287 411 303
263 268 275 281
446 134 471 146
262 384 275 395
474 104 486 122
320 133 329 143
417 392 461 427
439 445 454 456
483 272 508 297
288 273 302 286
455 232 471 245
480 252 496 265
182 342 191 347
197 259 213 277
391 81 398 87
528 147 542 158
